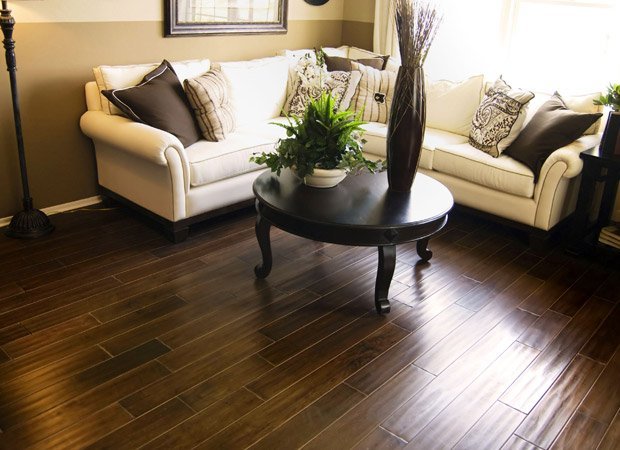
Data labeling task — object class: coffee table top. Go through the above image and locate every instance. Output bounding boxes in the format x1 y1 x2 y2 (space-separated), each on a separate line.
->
253 169 453 229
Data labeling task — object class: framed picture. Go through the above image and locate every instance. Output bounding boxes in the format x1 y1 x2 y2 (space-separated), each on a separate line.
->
165 0 288 36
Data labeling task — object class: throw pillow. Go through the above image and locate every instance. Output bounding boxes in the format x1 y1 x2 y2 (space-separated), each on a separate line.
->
504 93 602 181
349 62 397 124
184 68 236 142
426 74 485 136
469 78 535 157
324 54 388 72
102 60 200 147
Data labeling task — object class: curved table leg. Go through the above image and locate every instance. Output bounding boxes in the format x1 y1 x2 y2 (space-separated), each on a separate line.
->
375 245 396 314
416 238 433 262
254 200 272 279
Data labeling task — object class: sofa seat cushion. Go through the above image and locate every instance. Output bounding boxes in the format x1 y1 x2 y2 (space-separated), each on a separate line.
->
186 119 287 187
361 124 468 170
433 143 535 198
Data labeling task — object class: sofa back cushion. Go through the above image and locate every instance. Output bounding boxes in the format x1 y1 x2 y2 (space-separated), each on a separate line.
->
215 56 290 127
94 59 211 115
426 75 484 136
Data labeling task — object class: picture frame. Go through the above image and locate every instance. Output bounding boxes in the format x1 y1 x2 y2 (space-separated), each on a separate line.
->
164 0 288 37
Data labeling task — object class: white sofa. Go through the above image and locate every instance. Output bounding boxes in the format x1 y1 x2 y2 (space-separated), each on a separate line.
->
80 46 602 242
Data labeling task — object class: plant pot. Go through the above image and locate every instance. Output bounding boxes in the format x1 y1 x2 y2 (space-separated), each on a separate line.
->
303 168 347 188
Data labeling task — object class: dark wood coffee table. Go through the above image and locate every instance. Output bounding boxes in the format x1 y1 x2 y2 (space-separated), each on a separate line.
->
252 170 454 314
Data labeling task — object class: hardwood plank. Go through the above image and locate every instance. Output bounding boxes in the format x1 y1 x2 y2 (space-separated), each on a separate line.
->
462 240 525 283
141 389 264 450
347 304 473 395
3 314 100 358
249 384 366 450
0 283 24 301
515 355 604 449
526 246 570 281
550 266 611 316
382 309 537 442
550 411 608 450
598 410 620 450
120 333 273 417
501 435 541 450
305 365 433 449
28 403 133 450
351 427 407 450
0 339 169 429
454 402 526 450
0 323 30 346
414 275 541 375
501 296 613 413
405 342 538 449
0 361 170 448
86 398 194 449
194 321 410 449
577 348 620 425
579 301 620 363
517 310 571 351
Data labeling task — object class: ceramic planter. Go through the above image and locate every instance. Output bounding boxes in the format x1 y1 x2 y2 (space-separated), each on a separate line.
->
303 168 347 188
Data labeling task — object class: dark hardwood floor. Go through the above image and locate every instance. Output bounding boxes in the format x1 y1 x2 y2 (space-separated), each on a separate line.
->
0 204 618 449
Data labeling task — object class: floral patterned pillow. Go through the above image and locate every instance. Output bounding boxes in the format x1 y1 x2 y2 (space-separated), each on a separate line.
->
469 78 535 157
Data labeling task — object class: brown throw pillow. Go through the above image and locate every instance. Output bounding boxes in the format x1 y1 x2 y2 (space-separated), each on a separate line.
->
324 54 388 72
504 93 602 181
102 60 201 147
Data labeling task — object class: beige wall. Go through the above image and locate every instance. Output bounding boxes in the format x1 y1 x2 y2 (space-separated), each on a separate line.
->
0 1 348 218
342 0 375 50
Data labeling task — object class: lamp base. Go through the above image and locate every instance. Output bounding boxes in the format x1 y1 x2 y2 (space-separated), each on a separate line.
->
5 208 54 239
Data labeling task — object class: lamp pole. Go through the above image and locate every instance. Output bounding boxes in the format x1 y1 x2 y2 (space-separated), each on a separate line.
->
1 0 53 238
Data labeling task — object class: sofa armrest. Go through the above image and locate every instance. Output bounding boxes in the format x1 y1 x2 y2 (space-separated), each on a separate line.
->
80 111 187 167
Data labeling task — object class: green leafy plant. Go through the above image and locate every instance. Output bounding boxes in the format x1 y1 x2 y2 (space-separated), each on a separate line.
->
250 92 383 178
594 83 620 112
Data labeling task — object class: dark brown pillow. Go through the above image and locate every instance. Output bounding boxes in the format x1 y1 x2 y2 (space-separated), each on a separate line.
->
324 54 388 72
504 93 602 181
102 60 201 147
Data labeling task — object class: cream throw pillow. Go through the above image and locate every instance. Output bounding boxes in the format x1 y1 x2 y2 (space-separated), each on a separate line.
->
469 78 535 157
426 74 485 136
349 62 397 124
184 69 235 142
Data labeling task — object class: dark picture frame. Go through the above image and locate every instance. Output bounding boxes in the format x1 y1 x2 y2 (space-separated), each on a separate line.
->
164 0 288 37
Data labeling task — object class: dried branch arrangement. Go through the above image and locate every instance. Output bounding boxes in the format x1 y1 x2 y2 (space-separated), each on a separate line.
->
392 0 442 68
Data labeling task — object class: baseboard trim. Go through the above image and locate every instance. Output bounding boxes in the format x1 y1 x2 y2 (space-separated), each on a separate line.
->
0 196 103 228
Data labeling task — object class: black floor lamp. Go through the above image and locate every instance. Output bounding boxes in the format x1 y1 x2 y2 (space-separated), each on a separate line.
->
2 0 53 238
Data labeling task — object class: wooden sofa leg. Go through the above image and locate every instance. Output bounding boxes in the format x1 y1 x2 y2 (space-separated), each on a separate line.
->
165 226 189 243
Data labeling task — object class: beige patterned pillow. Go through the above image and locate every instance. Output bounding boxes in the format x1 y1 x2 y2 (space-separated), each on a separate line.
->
184 69 235 142
469 78 535 157
349 62 397 124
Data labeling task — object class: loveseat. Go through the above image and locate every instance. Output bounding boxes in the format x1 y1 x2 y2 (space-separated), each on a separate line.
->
80 45 603 243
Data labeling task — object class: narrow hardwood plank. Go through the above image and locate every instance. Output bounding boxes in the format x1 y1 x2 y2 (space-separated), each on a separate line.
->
28 403 133 450
577 348 620 425
579 302 620 363
549 411 608 450
351 427 407 450
598 410 620 450
550 266 611 316
347 304 473 395
414 275 541 375
462 241 525 283
501 435 541 450
454 402 526 450
406 342 538 449
0 283 24 301
141 389 264 450
304 365 433 449
194 321 410 449
0 323 30 346
517 310 571 351
0 339 170 429
120 333 273 417
249 384 366 450
501 296 613 413
526 246 569 281
0 361 170 448
515 355 604 449
382 309 537 442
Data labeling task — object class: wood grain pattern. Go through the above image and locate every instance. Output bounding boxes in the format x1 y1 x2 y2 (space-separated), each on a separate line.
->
0 206 616 449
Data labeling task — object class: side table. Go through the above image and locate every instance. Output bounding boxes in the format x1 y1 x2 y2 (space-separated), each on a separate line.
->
569 147 620 254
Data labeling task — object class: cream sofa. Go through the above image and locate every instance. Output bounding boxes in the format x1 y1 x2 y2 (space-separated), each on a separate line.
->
80 46 602 242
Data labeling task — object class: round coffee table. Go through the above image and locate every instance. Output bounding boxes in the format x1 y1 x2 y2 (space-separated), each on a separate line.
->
252 170 454 313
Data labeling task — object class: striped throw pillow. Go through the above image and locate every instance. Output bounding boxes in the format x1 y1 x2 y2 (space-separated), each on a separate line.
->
349 62 396 124
184 69 235 142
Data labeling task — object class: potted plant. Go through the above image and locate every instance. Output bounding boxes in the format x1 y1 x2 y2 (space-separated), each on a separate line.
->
250 92 383 188
594 83 620 156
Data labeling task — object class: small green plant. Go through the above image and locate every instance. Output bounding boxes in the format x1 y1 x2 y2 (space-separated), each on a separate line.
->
594 83 620 112
251 92 383 178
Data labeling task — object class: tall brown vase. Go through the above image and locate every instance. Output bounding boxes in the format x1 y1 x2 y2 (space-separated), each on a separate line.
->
387 65 426 193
